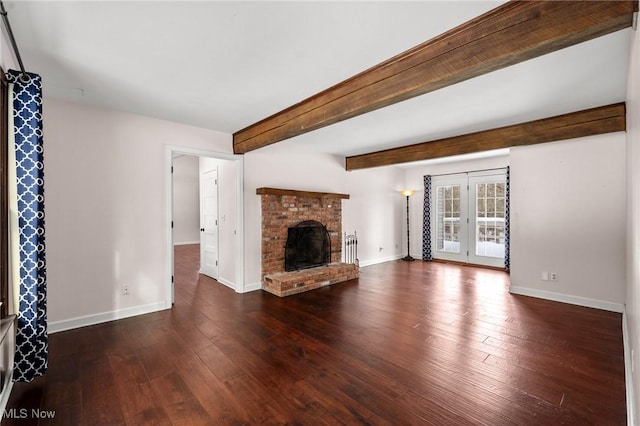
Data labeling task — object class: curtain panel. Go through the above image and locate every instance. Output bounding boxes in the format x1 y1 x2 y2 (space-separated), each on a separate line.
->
422 175 432 261
504 166 510 271
7 70 47 382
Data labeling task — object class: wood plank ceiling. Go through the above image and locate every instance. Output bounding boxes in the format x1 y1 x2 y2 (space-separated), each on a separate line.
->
233 0 638 167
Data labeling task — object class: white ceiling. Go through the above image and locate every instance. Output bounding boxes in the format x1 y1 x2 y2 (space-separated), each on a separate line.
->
3 1 632 164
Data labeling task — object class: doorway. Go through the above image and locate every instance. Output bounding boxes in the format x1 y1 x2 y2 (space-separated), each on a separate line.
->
431 169 507 268
164 146 244 307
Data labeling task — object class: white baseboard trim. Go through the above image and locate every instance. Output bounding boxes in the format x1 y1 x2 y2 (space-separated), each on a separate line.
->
623 311 637 426
48 302 168 334
174 240 199 246
240 281 262 293
509 286 625 313
359 254 404 268
217 276 236 291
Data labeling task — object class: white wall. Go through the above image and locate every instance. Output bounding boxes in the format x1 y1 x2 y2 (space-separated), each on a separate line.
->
404 155 510 259
0 27 18 73
510 133 627 311
344 166 406 266
44 98 232 331
625 21 640 426
200 156 238 288
172 155 200 244
243 141 406 286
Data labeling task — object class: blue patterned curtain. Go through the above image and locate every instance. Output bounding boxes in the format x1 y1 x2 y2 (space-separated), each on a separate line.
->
422 175 432 260
7 70 47 382
504 166 510 271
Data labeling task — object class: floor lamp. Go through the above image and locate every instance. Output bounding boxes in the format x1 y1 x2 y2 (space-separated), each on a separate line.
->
401 190 415 261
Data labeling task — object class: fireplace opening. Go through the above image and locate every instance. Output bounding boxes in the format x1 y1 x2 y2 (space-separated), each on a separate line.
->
285 220 331 272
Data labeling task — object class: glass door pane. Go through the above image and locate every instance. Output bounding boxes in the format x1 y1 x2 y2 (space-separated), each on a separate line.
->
469 175 506 267
432 174 468 263
436 184 461 254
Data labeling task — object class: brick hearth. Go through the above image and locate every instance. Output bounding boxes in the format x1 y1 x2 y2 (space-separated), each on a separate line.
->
257 187 359 296
263 263 359 297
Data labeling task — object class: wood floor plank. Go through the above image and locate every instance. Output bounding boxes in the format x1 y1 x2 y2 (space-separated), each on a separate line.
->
4 244 626 424
116 378 171 426
107 353 147 384
162 398 214 425
175 355 253 425
222 373 292 424
149 371 196 408
136 343 179 382
193 343 244 382
81 383 126 426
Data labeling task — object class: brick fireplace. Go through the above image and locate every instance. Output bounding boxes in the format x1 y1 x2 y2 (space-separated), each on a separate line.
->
257 187 359 296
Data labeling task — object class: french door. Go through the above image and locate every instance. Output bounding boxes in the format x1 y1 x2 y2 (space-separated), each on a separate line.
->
431 170 507 268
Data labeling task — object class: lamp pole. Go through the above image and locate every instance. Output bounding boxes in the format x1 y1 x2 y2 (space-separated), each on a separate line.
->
402 190 415 261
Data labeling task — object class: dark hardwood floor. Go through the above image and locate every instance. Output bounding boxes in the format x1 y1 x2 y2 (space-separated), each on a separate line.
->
4 244 626 425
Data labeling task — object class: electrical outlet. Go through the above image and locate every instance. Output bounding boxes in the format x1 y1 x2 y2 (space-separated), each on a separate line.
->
550 273 558 281
379 247 383 252
122 285 129 296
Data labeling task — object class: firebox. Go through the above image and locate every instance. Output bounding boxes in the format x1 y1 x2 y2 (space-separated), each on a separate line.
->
284 220 331 272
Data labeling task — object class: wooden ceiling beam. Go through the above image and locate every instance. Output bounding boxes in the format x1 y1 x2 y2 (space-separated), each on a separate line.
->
345 103 626 170
233 1 637 154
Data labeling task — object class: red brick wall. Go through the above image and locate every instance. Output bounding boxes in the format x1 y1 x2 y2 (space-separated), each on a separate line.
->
260 194 342 278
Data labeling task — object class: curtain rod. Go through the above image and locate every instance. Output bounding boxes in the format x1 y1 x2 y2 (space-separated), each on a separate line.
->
0 1 29 82
428 166 507 178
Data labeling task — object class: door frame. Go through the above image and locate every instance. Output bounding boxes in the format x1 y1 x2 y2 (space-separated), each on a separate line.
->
164 146 245 307
430 169 507 267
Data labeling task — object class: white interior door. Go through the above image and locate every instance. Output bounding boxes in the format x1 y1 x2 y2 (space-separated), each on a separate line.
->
432 170 506 267
200 169 219 279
